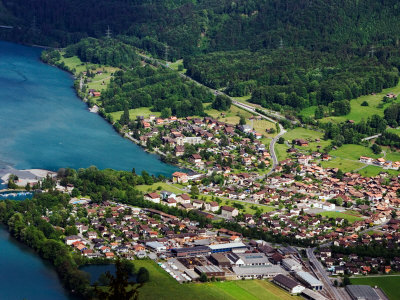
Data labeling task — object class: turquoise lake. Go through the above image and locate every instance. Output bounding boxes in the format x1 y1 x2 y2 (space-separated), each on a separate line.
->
0 41 178 299
0 41 178 176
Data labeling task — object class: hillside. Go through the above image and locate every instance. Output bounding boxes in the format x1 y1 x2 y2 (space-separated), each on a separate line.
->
2 0 400 55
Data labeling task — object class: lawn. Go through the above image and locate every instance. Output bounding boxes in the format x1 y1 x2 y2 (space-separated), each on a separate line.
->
318 211 363 223
321 157 365 172
283 127 330 152
133 260 300 300
357 165 399 177
135 182 184 194
275 143 290 161
110 107 161 121
350 275 400 300
329 144 382 161
314 82 400 124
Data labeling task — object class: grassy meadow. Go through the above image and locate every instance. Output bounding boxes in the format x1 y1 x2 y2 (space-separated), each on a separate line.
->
350 275 400 300
133 260 301 300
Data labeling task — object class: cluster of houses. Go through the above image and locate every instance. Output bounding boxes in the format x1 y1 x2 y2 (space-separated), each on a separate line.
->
133 115 271 171
359 156 400 170
318 244 400 276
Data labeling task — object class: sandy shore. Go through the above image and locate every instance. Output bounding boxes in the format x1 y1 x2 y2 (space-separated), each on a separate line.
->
0 168 56 186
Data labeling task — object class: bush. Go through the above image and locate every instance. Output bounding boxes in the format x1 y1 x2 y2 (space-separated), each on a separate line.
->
361 101 369 106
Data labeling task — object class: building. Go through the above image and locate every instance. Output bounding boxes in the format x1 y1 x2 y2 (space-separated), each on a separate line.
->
171 246 211 257
221 206 239 219
273 274 305 294
295 271 323 291
282 258 303 272
65 235 81 245
209 242 247 253
172 172 188 183
346 285 381 300
194 265 225 278
227 252 270 267
146 241 166 253
144 192 161 203
209 253 231 268
232 264 285 279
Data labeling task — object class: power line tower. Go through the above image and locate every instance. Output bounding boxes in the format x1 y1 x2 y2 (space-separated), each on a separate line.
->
165 44 169 66
105 25 112 39
369 45 375 57
279 38 284 49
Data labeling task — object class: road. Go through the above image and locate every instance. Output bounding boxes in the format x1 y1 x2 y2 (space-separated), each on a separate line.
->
307 247 345 300
361 133 382 141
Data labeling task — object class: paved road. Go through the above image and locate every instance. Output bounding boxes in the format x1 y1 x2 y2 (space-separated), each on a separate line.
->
267 124 286 176
307 247 345 300
361 133 382 141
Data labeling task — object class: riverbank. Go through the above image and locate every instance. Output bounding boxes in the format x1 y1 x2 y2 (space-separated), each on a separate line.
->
0 167 56 187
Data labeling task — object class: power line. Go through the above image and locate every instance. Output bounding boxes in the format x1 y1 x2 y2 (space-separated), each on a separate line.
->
279 38 284 49
369 45 375 57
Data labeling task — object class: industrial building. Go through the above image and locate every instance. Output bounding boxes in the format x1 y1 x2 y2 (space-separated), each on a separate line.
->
346 285 382 300
295 271 323 291
282 258 303 272
171 246 211 257
232 264 285 279
194 265 225 278
227 252 270 267
209 253 231 268
209 242 247 253
272 274 305 294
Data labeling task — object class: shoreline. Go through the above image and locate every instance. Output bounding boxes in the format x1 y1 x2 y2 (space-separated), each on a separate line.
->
41 54 193 174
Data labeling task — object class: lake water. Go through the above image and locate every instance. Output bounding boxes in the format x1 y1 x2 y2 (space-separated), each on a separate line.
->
0 225 74 299
0 41 178 176
0 41 178 299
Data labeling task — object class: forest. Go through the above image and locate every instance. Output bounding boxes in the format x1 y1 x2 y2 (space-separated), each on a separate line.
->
185 48 400 111
3 0 400 58
64 38 140 67
100 64 214 117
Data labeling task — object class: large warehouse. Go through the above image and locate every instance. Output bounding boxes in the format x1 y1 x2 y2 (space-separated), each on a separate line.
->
346 285 382 300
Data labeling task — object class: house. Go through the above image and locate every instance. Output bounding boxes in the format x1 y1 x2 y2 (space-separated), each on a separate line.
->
144 192 161 204
221 206 239 219
189 154 204 168
177 194 191 204
92 91 101 97
65 235 81 246
206 201 220 212
172 172 188 183
295 139 309 147
175 146 185 157
273 275 305 294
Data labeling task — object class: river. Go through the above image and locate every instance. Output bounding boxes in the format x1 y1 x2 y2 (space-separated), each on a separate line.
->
0 41 178 299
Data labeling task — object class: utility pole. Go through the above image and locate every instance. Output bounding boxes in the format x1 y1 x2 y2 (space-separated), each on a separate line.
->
105 25 112 39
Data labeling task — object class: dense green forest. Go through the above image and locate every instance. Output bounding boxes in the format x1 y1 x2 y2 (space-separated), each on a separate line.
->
3 0 400 56
65 38 140 67
185 48 400 111
100 64 214 116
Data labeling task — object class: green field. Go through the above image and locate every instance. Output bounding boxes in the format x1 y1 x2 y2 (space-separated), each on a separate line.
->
283 127 330 152
110 107 161 121
321 157 365 172
136 182 184 194
350 276 400 300
357 165 399 177
318 211 363 223
329 144 381 161
300 82 400 124
275 143 290 161
133 260 301 300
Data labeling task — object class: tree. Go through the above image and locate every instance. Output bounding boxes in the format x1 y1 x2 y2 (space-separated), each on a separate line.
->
119 106 130 126
371 143 382 154
212 95 231 111
361 101 369 106
278 137 285 144
137 267 150 284
199 272 208 282
239 115 246 125
335 169 344 180
95 259 142 300
190 185 199 198
160 107 172 119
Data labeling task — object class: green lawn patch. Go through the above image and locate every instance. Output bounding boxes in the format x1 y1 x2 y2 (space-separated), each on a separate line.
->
318 83 400 124
136 182 183 194
350 275 400 300
330 144 382 161
283 128 330 152
132 260 297 300
321 157 364 172
110 107 161 121
318 211 363 223
358 165 399 177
